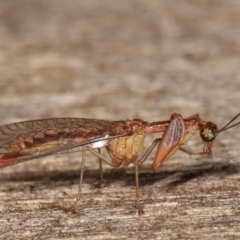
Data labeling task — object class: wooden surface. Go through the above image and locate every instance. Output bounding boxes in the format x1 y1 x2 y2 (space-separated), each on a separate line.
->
0 1 240 239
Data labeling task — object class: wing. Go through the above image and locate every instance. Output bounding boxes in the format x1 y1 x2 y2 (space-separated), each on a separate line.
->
0 118 132 168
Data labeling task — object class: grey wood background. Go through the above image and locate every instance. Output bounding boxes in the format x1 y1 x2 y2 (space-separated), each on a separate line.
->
0 1 240 239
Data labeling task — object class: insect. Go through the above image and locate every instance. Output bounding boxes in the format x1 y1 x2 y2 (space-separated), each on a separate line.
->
0 113 239 214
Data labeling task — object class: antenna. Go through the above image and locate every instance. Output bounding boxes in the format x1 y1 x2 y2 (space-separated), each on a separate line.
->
219 113 240 132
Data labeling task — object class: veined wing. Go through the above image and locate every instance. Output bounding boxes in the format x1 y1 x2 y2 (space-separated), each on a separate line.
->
0 118 132 168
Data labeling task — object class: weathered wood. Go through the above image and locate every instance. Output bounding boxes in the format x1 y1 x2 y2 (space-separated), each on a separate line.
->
0 0 240 239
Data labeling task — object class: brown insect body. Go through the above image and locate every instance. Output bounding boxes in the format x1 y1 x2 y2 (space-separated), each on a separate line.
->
0 113 239 214
106 114 218 171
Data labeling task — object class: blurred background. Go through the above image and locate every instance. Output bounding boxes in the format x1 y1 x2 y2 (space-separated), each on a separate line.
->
0 1 240 238
0 0 239 124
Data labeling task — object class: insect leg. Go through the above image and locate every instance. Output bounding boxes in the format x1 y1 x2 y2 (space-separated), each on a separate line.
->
135 139 163 214
179 147 212 156
88 149 113 166
152 113 185 171
64 150 86 212
96 148 104 188
139 138 162 165
135 157 143 214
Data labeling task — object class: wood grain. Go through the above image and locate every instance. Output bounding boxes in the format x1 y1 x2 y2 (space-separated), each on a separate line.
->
0 0 240 239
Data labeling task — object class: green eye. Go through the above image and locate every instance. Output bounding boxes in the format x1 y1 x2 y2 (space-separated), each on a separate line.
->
200 127 216 142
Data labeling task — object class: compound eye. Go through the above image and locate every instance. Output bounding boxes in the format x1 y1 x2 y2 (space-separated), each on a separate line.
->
200 127 216 142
